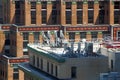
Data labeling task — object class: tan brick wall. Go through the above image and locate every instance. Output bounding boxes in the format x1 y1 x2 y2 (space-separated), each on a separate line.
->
75 34 80 42
16 32 23 57
0 31 5 54
71 2 77 26
65 32 69 41
7 64 13 80
19 69 24 80
60 2 66 25
94 3 99 24
24 1 31 26
36 3 42 25
9 32 22 57
86 32 91 41
39 34 43 44
97 32 103 40
109 1 114 25
83 3 88 25
9 0 15 24
47 2 52 24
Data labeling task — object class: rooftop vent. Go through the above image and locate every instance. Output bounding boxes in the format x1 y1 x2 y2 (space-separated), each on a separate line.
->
85 42 93 54
60 30 64 39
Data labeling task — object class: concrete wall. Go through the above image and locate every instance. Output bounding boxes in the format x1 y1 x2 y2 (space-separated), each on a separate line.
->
101 47 120 72
58 57 108 80
29 48 108 80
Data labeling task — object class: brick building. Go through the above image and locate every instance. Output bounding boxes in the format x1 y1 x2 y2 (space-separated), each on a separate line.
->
0 0 120 80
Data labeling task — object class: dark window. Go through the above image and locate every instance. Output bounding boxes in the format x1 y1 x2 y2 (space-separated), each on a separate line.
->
13 68 18 72
23 41 28 49
80 32 86 39
55 66 58 77
91 32 98 41
71 67 77 78
23 32 29 49
51 64 53 74
91 32 98 39
23 52 28 55
77 2 82 9
52 10 57 24
88 1 93 24
69 32 75 42
23 33 28 40
34 32 39 43
99 2 104 10
33 55 35 65
52 2 57 9
99 2 105 24
5 50 9 53
111 60 113 69
42 11 47 24
99 10 105 24
5 39 10 45
15 10 21 24
88 10 93 23
15 1 20 9
66 11 71 24
114 11 119 24
31 11 36 24
118 32 120 40
114 2 120 9
31 2 36 9
42 2 47 9
88 1 94 9
66 2 71 9
47 62 49 72
15 1 21 24
41 59 43 69
5 32 10 39
77 11 82 24
13 73 19 79
37 57 39 67
13 68 19 80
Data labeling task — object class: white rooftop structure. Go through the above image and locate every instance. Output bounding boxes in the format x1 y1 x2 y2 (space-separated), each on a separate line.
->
28 41 102 58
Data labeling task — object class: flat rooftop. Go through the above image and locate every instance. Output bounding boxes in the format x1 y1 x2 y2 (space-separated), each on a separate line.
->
28 42 102 59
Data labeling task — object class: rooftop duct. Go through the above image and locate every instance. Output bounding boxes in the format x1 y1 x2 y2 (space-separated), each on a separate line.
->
64 43 68 50
60 30 64 39
41 31 49 45
47 31 51 40
71 42 74 52
41 31 48 40
77 42 81 53
85 42 93 54
54 31 58 38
